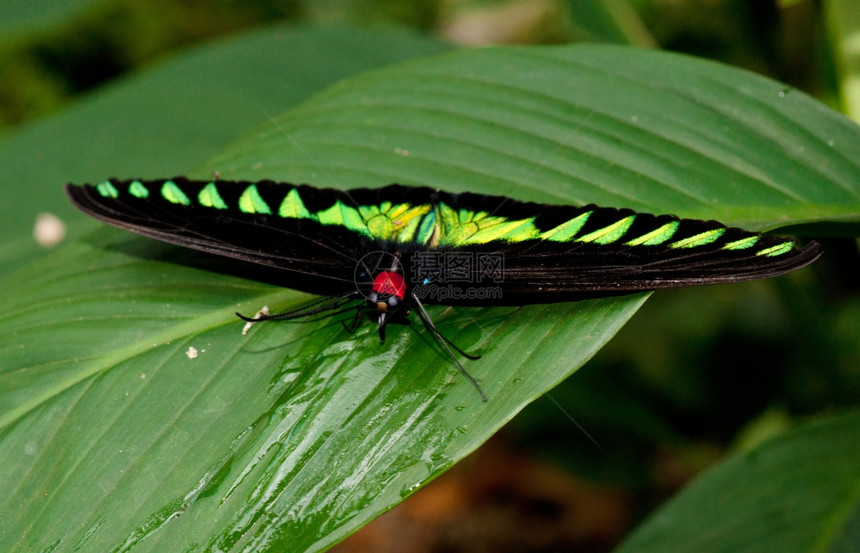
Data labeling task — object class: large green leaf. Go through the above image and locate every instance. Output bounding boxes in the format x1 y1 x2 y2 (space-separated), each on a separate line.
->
1 43 858 553
0 230 646 552
205 45 860 229
615 409 860 553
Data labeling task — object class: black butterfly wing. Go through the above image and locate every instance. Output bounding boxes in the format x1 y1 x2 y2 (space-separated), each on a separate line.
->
65 178 371 296
67 178 820 306
395 190 820 305
492 214 820 302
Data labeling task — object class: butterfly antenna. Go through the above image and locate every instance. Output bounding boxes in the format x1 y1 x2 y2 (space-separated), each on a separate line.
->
410 292 487 402
545 393 604 451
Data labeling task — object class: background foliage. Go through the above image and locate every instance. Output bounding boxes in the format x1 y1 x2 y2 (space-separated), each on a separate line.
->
1 1 858 552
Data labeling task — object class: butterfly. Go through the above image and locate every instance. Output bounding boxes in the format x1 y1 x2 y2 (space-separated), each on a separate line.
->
66 177 820 400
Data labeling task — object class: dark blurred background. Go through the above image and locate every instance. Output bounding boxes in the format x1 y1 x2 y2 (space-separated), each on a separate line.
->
0 0 846 131
3 1 857 551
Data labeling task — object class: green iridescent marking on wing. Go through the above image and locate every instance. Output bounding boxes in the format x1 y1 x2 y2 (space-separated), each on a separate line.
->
576 215 636 245
359 203 419 240
128 180 149 199
458 208 473 225
358 202 394 240
317 201 370 237
198 183 228 209
438 221 480 246
460 216 539 245
722 236 759 251
278 188 312 219
364 210 395 239
238 184 272 215
431 205 534 246
161 180 190 205
625 221 679 246
669 228 726 249
276 191 431 242
96 180 119 198
415 210 437 246
434 203 460 243
756 242 793 257
541 211 592 242
386 203 432 242
446 210 484 244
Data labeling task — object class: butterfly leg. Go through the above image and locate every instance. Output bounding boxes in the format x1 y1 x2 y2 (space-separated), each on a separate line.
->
343 301 365 333
409 292 487 402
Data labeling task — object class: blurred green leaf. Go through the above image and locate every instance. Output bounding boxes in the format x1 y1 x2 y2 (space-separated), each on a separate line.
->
1 43 858 553
559 0 656 45
825 0 860 120
0 0 102 41
615 410 860 553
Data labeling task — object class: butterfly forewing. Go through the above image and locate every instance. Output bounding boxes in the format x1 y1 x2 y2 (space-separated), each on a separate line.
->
66 178 819 305
65 178 367 295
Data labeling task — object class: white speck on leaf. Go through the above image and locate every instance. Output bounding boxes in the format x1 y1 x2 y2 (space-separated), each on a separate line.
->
33 213 66 247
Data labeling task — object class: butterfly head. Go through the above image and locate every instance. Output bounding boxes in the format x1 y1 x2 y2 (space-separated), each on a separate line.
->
367 270 407 341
